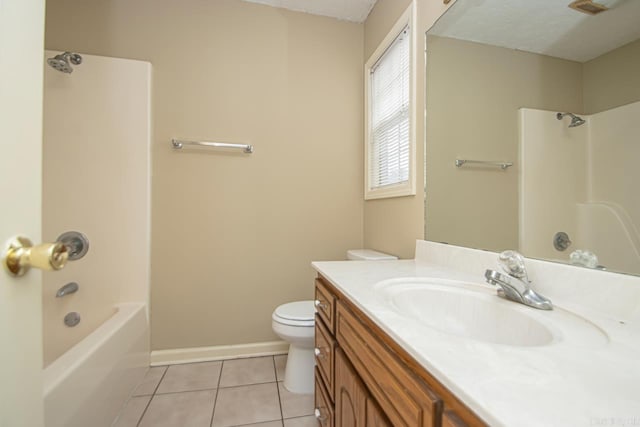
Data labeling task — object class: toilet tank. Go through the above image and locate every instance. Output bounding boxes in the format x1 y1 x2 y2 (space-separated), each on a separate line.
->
346 249 398 261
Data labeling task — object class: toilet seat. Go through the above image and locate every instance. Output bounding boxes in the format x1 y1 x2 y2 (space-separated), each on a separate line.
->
272 301 315 327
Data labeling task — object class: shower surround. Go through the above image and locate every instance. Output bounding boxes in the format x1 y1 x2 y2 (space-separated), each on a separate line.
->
42 51 151 426
519 102 640 274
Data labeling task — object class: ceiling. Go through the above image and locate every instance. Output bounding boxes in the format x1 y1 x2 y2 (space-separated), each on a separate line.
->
428 0 640 62
240 0 378 23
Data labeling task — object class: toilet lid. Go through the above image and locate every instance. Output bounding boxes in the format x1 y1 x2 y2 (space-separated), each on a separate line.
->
274 301 315 322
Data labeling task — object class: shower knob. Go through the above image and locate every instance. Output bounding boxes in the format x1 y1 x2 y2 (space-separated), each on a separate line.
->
56 231 90 261
553 232 572 252
3 236 68 277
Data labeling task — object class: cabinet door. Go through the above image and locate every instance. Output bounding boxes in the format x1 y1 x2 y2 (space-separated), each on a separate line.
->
336 301 442 427
335 348 367 427
366 398 392 427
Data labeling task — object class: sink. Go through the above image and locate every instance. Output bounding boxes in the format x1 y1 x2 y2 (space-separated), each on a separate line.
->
374 277 608 347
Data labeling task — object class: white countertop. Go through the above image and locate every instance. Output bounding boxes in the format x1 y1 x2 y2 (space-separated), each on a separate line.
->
312 242 640 427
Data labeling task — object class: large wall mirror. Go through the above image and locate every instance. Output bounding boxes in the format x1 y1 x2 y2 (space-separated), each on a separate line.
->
425 0 640 275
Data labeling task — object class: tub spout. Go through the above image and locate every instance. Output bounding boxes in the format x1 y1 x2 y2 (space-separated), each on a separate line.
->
56 282 79 297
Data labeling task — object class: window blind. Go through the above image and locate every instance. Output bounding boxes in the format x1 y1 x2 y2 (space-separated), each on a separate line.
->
369 25 410 190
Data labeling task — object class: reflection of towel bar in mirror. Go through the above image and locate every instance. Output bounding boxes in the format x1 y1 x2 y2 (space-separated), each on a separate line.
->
455 159 513 170
171 139 254 153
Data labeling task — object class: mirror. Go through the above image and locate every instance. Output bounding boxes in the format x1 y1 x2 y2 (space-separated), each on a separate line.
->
424 0 640 275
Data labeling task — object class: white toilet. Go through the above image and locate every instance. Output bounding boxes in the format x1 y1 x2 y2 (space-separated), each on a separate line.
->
272 301 316 393
272 249 397 394
346 249 398 261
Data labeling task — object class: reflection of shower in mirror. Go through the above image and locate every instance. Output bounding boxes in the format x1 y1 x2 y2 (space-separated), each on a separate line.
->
47 51 82 73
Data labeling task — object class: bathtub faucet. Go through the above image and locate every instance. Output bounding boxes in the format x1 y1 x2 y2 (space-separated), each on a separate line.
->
56 282 79 297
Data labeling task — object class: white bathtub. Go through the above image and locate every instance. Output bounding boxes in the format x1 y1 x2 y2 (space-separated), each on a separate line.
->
43 303 149 427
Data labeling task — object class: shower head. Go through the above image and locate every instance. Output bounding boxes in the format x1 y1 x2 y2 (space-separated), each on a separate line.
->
47 52 82 74
556 112 586 128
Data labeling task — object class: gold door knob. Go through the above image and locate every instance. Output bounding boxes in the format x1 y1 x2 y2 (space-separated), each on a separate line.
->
3 236 69 277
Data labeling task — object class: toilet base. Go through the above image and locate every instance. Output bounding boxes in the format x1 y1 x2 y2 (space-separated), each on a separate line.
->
283 345 314 394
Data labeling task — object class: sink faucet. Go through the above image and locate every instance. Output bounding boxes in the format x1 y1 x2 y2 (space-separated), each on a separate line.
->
484 250 553 310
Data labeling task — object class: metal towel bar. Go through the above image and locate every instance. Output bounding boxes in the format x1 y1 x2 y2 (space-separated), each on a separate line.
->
171 139 254 153
455 159 513 170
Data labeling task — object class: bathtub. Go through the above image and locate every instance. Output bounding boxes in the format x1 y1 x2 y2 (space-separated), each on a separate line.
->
43 303 149 427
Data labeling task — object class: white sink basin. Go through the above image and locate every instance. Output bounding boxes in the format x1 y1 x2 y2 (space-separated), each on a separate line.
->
374 277 608 347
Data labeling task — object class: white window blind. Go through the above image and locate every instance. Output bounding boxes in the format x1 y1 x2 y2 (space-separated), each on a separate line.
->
369 25 410 190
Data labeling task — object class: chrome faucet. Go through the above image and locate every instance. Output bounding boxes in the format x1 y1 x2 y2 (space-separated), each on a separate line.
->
484 251 553 310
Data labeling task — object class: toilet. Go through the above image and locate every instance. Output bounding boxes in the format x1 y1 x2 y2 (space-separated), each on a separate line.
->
272 301 315 393
346 249 398 261
272 249 397 394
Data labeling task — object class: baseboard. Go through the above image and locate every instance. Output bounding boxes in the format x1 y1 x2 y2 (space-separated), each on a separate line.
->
150 340 289 366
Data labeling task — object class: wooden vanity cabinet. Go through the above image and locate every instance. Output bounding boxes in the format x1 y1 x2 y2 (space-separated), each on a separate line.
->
315 368 334 427
314 274 486 427
315 313 336 400
335 347 392 427
315 278 336 333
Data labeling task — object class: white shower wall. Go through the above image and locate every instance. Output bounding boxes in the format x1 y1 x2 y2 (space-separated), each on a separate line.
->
518 108 587 262
519 102 640 274
42 51 151 366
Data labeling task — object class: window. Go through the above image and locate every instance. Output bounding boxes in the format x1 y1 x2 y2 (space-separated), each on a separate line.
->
365 6 415 200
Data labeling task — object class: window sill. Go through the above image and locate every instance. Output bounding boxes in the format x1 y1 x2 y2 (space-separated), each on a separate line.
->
365 183 415 200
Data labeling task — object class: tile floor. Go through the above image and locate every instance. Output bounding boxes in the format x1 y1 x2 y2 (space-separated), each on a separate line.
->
113 355 319 427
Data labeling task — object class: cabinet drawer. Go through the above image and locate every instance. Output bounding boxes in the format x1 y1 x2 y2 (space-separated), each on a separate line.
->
315 277 336 334
336 301 442 427
315 314 336 402
315 367 334 427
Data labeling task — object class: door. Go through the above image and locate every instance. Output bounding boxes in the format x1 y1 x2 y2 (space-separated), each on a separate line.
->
0 0 47 426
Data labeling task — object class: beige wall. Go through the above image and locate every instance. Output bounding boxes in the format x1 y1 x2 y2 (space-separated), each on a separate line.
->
424 37 583 252
45 0 364 351
42 52 151 365
362 0 452 259
584 38 640 114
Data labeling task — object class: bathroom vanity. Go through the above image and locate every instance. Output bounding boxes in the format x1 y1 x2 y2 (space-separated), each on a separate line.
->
314 274 483 426
312 240 640 426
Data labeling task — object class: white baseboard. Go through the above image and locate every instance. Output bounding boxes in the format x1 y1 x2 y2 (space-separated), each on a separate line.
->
150 340 289 366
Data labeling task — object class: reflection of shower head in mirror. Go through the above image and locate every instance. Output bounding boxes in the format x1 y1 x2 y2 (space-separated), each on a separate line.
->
47 52 83 74
556 112 586 128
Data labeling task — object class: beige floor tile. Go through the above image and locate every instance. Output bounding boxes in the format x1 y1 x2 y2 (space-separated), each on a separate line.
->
133 366 167 396
283 416 319 427
212 382 281 426
274 354 287 381
240 421 283 427
219 356 276 387
112 396 151 427
278 382 314 419
156 361 222 393
139 390 216 427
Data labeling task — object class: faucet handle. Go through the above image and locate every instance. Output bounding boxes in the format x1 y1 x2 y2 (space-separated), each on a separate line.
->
498 250 529 281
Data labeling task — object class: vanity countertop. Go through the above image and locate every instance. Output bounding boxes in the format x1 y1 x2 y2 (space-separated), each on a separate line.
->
312 242 640 427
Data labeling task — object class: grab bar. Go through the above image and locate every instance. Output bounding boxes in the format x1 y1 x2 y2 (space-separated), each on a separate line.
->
455 159 513 170
171 139 254 154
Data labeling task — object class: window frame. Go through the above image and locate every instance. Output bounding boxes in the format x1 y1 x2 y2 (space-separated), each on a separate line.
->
364 4 416 200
